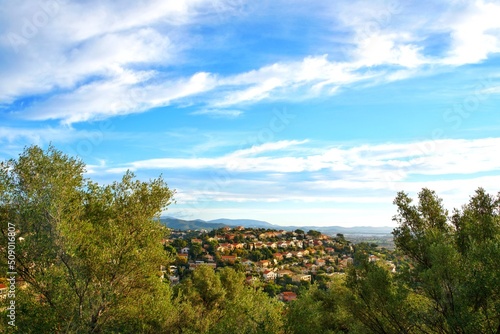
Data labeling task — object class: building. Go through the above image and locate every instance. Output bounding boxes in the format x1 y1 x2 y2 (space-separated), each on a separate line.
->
277 269 293 278
273 253 284 261
279 291 297 302
262 270 277 281
316 259 326 267
246 276 259 285
203 254 214 262
292 274 311 283
220 255 237 263
258 260 270 268
0 283 7 299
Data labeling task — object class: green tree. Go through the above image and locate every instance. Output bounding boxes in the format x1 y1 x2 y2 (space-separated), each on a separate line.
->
286 282 352 334
391 188 500 333
173 266 284 333
171 265 225 333
264 282 282 297
190 243 203 260
345 257 417 334
207 240 219 253
210 286 284 334
310 188 500 334
250 250 263 261
165 244 177 256
172 238 188 249
0 146 176 333
450 188 500 333
307 230 321 238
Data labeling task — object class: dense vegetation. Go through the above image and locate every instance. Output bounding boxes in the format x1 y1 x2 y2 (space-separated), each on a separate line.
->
1 146 499 333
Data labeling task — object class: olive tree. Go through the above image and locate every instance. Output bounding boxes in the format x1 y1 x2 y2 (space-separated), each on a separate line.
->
0 146 176 333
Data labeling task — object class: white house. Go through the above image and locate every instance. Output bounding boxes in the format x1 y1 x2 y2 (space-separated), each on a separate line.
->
262 270 277 281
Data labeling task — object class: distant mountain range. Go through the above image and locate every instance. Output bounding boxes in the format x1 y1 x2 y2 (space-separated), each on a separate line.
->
208 218 275 228
160 217 393 235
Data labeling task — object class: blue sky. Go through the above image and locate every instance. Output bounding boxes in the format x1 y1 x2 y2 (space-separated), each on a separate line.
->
1 0 500 227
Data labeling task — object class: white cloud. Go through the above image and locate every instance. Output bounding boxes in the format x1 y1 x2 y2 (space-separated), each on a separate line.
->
350 33 425 68
105 139 311 173
230 140 308 157
0 125 113 160
3 0 500 123
215 55 367 107
0 0 189 103
0 125 96 145
0 0 222 121
85 136 500 227
91 136 498 224
190 109 243 118
101 137 500 179
442 0 500 65
481 85 500 94
21 71 217 124
335 0 500 68
162 171 500 226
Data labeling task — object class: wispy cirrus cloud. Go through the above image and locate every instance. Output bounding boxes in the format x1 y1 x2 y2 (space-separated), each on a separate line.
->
102 137 500 177
0 125 102 145
105 139 310 173
0 125 110 158
125 136 500 225
93 135 500 224
190 109 244 118
3 0 500 124
19 71 217 124
0 0 238 120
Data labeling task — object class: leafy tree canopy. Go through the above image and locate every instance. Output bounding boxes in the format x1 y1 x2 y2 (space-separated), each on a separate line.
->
0 146 176 333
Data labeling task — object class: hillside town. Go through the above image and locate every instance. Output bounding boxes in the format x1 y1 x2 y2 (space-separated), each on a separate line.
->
162 226 397 301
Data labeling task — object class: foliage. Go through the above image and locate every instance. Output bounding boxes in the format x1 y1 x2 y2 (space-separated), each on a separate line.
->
288 187 500 334
390 188 500 333
307 230 321 238
286 280 352 334
171 266 284 333
0 146 175 333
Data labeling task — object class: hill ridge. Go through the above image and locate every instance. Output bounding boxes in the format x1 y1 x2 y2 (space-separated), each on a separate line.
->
160 216 393 234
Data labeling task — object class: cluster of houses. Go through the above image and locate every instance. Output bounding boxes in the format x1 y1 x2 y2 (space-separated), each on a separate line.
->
163 226 396 301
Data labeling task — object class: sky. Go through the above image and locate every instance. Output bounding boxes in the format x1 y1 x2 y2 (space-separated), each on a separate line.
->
1 0 500 227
